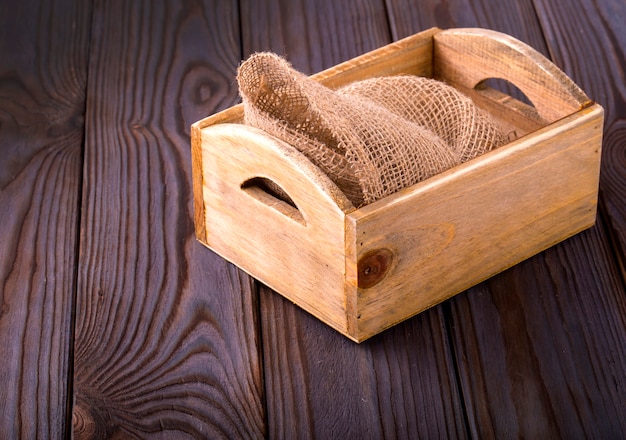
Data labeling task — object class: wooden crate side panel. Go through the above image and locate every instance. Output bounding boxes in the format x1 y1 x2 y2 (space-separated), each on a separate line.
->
434 28 591 123
200 124 352 335
191 123 208 243
350 105 603 340
311 27 439 87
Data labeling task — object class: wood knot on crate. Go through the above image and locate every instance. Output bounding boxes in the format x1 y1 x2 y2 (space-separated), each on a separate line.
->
358 248 395 288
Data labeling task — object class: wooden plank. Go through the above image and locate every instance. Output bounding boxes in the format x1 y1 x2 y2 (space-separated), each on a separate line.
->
240 0 392 74
0 1 90 437
72 1 265 438
387 0 626 437
240 0 468 436
386 0 549 54
260 295 468 439
386 0 551 103
532 0 626 292
449 225 626 438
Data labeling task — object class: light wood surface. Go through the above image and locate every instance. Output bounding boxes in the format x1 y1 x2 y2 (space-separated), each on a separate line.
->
199 123 352 334
349 104 603 339
434 28 591 123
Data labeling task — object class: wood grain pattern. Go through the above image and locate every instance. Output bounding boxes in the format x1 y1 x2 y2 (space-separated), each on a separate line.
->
532 0 626 286
387 0 626 437
72 1 265 438
386 0 552 104
434 28 590 122
240 0 392 74
386 0 549 55
260 288 468 439
239 0 468 435
350 104 603 340
0 0 623 436
450 223 626 438
197 124 352 335
0 0 90 437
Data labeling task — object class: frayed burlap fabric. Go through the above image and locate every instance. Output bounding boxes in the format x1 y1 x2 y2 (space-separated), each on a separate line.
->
341 76 507 164
237 52 505 207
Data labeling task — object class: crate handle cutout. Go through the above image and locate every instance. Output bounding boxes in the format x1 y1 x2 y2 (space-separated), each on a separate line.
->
195 123 354 236
472 76 545 137
241 176 305 225
434 28 592 123
476 78 534 107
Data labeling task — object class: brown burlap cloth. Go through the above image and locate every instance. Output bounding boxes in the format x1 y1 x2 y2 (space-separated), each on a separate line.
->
237 52 506 207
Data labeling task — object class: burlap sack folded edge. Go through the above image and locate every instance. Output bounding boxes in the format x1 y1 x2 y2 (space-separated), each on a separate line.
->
239 55 366 205
237 52 506 207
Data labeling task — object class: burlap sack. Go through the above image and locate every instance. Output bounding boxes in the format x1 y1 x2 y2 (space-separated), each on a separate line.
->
237 52 505 207
340 76 506 163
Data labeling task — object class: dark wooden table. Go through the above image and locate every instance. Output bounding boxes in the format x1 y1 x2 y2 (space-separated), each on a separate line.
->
1 0 625 438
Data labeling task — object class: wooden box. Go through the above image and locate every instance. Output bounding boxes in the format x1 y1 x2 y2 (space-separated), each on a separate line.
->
191 28 603 342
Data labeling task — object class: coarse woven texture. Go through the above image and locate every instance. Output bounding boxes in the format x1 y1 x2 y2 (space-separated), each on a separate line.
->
340 76 507 164
237 52 505 207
